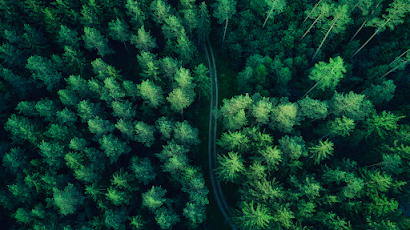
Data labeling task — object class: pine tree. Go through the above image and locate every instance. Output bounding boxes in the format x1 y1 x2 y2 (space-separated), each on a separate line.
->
111 100 136 120
137 51 161 83
155 207 180 230
23 24 50 55
99 134 131 163
252 97 273 125
183 8 198 39
82 27 115 59
125 0 145 29
150 0 171 25
176 29 194 65
15 101 39 117
104 208 127 230
167 88 195 114
364 110 405 139
87 116 115 138
26 55 62 91
301 56 346 99
137 79 164 109
162 15 184 40
217 131 251 153
309 139 334 164
108 18 132 57
130 156 156 185
130 26 157 52
197 2 211 45
2 147 28 175
134 121 156 147
173 120 200 146
270 100 300 133
62 46 86 75
52 183 85 216
300 2 331 41
329 91 374 121
298 96 329 120
234 200 274 230
160 57 180 85
192 63 211 100
142 186 167 212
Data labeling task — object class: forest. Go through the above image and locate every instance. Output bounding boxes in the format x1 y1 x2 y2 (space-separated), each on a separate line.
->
1 0 410 229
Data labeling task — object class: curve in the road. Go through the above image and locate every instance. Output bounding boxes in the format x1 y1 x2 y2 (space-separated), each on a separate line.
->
204 39 237 230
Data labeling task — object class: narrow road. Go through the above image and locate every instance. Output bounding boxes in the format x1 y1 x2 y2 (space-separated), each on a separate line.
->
203 39 237 230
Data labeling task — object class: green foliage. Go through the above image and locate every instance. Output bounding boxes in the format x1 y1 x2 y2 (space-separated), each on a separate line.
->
258 146 282 171
167 88 195 114
193 63 211 100
218 130 250 153
62 46 86 75
298 96 329 120
197 2 211 42
134 121 156 147
104 209 127 230
252 97 273 125
87 117 115 138
279 135 307 161
330 91 374 121
82 27 115 58
108 18 131 42
111 100 136 120
52 183 85 216
270 99 300 133
45 123 71 142
173 120 200 146
57 25 81 48
105 187 129 206
5 114 38 144
130 26 157 52
307 56 346 94
142 185 167 212
361 80 396 105
137 51 161 83
154 207 180 230
328 116 356 137
130 156 156 185
234 200 274 230
26 55 62 91
215 151 245 182
2 147 28 175
309 139 334 164
38 140 65 169
129 215 145 230
220 93 253 130
155 117 174 140
137 79 164 108
15 101 39 117
99 134 131 163
150 0 171 25
364 110 405 139
176 29 194 65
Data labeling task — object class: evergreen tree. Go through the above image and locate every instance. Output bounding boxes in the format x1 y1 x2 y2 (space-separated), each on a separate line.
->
62 45 86 75
142 186 167 212
82 27 115 59
329 91 374 121
270 100 300 133
150 0 171 25
130 26 157 52
52 183 85 216
309 139 334 164
167 88 195 114
137 51 161 83
155 206 180 230
215 151 245 183
125 0 146 29
234 200 274 230
134 121 156 147
162 15 184 40
99 134 131 163
197 2 211 45
130 156 156 185
302 56 346 99
364 110 405 139
175 29 194 65
108 18 132 57
26 55 62 91
192 63 211 100
173 120 200 146
137 79 165 109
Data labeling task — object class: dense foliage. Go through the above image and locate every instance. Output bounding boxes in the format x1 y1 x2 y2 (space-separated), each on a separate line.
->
1 0 410 229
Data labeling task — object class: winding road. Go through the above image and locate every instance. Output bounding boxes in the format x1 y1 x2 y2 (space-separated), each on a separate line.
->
203 39 237 230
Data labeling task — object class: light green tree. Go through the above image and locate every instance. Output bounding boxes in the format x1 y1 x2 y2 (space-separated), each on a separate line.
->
302 56 347 99
309 139 334 164
173 120 200 146
134 121 156 147
26 55 62 91
82 27 115 59
167 88 195 114
234 200 274 230
130 26 157 52
137 79 165 108
262 0 287 29
364 110 405 139
215 151 245 183
142 186 167 212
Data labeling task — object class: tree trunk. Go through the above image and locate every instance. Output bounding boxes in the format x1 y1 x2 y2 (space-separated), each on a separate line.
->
222 17 229 48
300 11 325 41
123 41 132 58
302 0 324 24
310 15 340 64
349 19 367 43
262 0 278 29
389 48 410 66
351 16 395 59
378 59 410 80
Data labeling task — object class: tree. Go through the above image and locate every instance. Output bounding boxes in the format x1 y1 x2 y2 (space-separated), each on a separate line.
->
183 202 206 228
23 24 50 55
0 67 33 99
137 79 164 108
155 207 180 230
142 186 167 212
104 208 127 230
45 123 71 142
197 2 211 45
130 26 157 52
82 27 115 59
137 51 161 83
160 57 180 84
278 135 308 161
258 146 282 171
212 0 237 47
252 97 273 125
215 151 245 183
162 15 184 40
150 0 171 25
43 7 61 36
351 0 410 59
0 43 29 68
87 117 115 138
218 130 250 153
234 200 274 230
125 0 146 29
270 100 300 133
309 139 334 164
173 120 200 146
77 99 103 122
167 88 195 114
123 80 139 101
134 121 156 147
329 91 374 121
108 18 132 57
176 29 194 65
298 96 329 120
192 63 211 100
301 56 346 99
300 2 331 41
105 187 129 206
5 114 39 144
321 116 356 139
26 55 62 91
262 0 287 29
15 101 39 117
38 140 65 169
364 110 405 139
52 183 85 216
183 8 198 38
99 134 131 163
155 117 174 140
311 4 351 64
129 215 145 230
62 45 86 75
378 50 410 80
2 147 28 175
111 100 136 120
65 75 92 99
35 98 58 122
130 156 156 185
